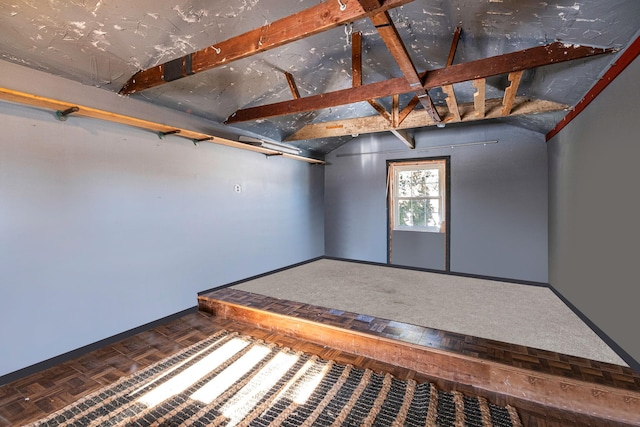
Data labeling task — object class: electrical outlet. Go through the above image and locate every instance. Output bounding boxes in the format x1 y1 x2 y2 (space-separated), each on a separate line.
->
233 184 242 193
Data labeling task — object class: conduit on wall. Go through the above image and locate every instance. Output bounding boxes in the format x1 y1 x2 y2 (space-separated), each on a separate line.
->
0 87 324 165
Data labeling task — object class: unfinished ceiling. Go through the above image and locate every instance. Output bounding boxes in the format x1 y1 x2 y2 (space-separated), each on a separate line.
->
1 0 638 157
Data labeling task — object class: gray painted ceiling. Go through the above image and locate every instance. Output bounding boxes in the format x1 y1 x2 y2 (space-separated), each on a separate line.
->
1 1 638 156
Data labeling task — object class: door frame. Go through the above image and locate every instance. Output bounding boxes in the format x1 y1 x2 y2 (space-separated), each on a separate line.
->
386 156 451 272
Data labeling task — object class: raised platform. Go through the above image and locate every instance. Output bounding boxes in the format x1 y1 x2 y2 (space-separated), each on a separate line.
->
199 288 640 426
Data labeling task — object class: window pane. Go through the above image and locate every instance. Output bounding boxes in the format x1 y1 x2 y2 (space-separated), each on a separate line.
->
412 199 427 227
425 181 439 197
427 199 440 227
398 200 412 226
399 169 439 197
398 199 429 227
398 171 413 197
411 170 427 197
391 161 446 232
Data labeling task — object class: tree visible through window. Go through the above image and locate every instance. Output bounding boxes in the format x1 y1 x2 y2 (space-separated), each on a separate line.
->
389 160 446 233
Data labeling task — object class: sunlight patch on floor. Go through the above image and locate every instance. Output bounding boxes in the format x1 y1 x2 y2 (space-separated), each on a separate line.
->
190 344 272 404
220 352 300 426
136 337 249 408
129 335 229 397
132 336 330 425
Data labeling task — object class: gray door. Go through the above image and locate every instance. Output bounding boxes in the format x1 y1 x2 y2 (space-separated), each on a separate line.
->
388 158 449 271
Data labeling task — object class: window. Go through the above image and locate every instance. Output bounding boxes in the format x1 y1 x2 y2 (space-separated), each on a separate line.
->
389 160 446 233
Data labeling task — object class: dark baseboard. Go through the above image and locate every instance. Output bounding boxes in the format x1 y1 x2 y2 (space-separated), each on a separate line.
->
17 256 628 388
199 255 547 298
197 256 325 295
323 256 549 288
547 284 640 375
0 306 198 387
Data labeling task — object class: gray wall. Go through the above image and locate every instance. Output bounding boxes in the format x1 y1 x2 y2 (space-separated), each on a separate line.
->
392 231 446 270
548 55 640 366
325 123 548 283
0 63 324 377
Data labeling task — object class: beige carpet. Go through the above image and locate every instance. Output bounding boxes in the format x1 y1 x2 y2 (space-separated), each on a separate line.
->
233 259 625 366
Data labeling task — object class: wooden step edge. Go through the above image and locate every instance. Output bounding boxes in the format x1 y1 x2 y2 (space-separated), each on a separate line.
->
198 296 640 426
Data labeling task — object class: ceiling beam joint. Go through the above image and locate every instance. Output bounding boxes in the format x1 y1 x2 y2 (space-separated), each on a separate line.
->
399 27 462 125
352 31 392 124
364 7 441 122
226 42 614 125
286 97 568 141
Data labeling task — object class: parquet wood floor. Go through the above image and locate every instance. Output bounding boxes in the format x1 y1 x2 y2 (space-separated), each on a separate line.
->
0 301 638 426
201 288 640 392
198 289 640 426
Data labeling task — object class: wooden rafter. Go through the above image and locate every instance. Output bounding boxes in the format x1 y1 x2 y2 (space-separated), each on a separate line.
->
399 27 461 126
441 85 461 121
501 70 524 115
352 29 413 146
367 101 393 123
440 27 462 121
286 97 568 141
352 31 392 123
446 27 462 67
473 79 486 118
397 96 419 125
361 1 440 122
390 129 415 148
119 0 414 95
392 94 400 127
226 42 614 124
547 34 640 141
352 31 363 87
284 72 301 99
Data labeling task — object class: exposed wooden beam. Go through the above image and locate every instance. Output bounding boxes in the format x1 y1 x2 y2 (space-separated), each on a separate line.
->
473 78 486 118
284 72 301 99
547 34 640 141
363 3 440 121
446 27 463 67
119 0 414 95
421 42 615 86
440 26 462 121
352 27 407 147
226 42 613 124
392 94 400 127
399 26 461 125
0 87 324 164
397 96 420 125
501 70 524 115
286 97 568 140
352 31 363 87
441 85 461 121
390 129 415 149
352 31 392 123
367 100 393 123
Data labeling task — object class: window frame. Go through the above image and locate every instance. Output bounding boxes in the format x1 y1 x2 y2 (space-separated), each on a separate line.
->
389 159 447 233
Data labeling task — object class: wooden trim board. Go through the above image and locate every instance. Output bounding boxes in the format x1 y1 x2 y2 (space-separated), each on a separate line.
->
546 35 640 141
198 295 640 425
0 87 324 164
